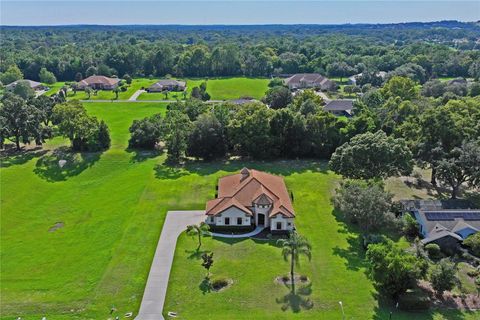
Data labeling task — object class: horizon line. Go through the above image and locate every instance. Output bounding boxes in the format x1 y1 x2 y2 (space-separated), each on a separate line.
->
2 20 478 27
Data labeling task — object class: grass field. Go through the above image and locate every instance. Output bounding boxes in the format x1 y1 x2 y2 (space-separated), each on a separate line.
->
1 102 479 320
137 77 269 101
44 82 66 96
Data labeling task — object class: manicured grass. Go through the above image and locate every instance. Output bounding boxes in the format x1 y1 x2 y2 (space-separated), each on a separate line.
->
202 77 269 100
43 82 66 96
1 102 478 320
137 77 269 101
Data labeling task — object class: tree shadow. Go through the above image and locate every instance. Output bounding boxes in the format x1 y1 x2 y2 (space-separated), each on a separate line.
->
371 292 471 320
33 147 101 182
0 147 48 168
276 283 314 313
330 208 369 272
154 163 190 180
185 248 210 260
181 158 329 177
199 278 212 295
125 148 161 163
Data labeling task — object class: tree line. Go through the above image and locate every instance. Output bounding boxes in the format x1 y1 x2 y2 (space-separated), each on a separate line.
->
0 93 110 152
1 24 479 83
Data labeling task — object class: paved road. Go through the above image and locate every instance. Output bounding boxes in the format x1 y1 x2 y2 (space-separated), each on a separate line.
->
80 99 224 103
129 89 146 101
135 210 206 320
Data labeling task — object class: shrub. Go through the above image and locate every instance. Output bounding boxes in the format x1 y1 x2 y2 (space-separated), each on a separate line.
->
362 234 386 250
402 214 420 238
464 233 480 257
120 86 127 92
430 259 456 295
425 243 441 260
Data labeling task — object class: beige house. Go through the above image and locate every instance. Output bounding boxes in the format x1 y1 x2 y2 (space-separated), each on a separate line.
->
147 79 186 92
76 75 120 90
206 168 295 233
284 73 335 91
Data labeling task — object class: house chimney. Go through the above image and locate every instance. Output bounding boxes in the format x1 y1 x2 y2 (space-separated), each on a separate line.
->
240 167 250 181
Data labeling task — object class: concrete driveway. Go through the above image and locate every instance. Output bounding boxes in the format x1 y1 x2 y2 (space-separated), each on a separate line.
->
135 210 206 320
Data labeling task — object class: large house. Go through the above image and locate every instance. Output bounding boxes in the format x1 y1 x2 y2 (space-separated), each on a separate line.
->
147 79 186 92
6 79 44 91
347 71 387 85
402 200 480 251
324 100 354 117
284 73 335 91
76 75 120 90
206 168 295 233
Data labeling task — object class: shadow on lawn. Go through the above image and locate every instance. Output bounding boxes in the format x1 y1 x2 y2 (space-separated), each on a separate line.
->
185 248 211 260
34 147 101 182
126 148 162 163
371 292 471 320
276 283 314 313
153 158 329 180
331 209 369 272
0 146 48 168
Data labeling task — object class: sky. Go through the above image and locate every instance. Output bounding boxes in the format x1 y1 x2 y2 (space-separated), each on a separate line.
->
1 1 479 26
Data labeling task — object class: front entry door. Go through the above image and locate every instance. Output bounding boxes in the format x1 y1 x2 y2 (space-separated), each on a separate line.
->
257 213 265 226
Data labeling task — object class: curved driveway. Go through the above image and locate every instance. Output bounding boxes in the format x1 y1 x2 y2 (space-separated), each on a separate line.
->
135 210 205 320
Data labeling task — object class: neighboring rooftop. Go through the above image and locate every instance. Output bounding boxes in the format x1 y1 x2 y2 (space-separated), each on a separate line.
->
405 199 480 244
78 75 120 86
150 79 186 87
284 73 333 87
206 168 295 218
324 99 354 115
6 79 42 89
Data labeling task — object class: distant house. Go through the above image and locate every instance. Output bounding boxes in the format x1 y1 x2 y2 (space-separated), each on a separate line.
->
230 98 255 105
447 77 467 86
147 79 186 92
348 71 387 85
284 73 335 91
206 168 295 233
324 100 354 117
6 79 44 91
402 200 480 251
76 75 120 90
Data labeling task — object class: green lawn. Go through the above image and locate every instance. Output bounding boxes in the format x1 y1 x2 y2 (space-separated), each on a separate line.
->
1 102 478 320
137 77 269 101
43 82 66 96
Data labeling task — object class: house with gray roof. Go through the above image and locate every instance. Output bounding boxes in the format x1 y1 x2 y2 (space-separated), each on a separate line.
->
324 100 354 117
402 200 480 251
147 79 186 92
6 79 44 91
284 73 336 91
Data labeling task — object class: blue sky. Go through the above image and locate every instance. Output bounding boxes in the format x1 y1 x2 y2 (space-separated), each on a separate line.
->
1 1 479 26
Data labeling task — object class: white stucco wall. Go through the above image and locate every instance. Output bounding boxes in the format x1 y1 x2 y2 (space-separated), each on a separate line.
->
212 206 251 226
254 204 271 227
270 215 294 231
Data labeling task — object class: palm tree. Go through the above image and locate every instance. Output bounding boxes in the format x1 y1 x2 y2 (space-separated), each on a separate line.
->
277 231 312 294
186 222 210 250
113 87 119 100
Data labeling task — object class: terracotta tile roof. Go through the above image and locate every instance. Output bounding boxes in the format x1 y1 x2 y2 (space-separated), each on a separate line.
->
206 168 295 218
79 75 120 86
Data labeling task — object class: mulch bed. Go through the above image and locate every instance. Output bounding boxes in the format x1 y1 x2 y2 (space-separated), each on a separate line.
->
418 280 480 310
